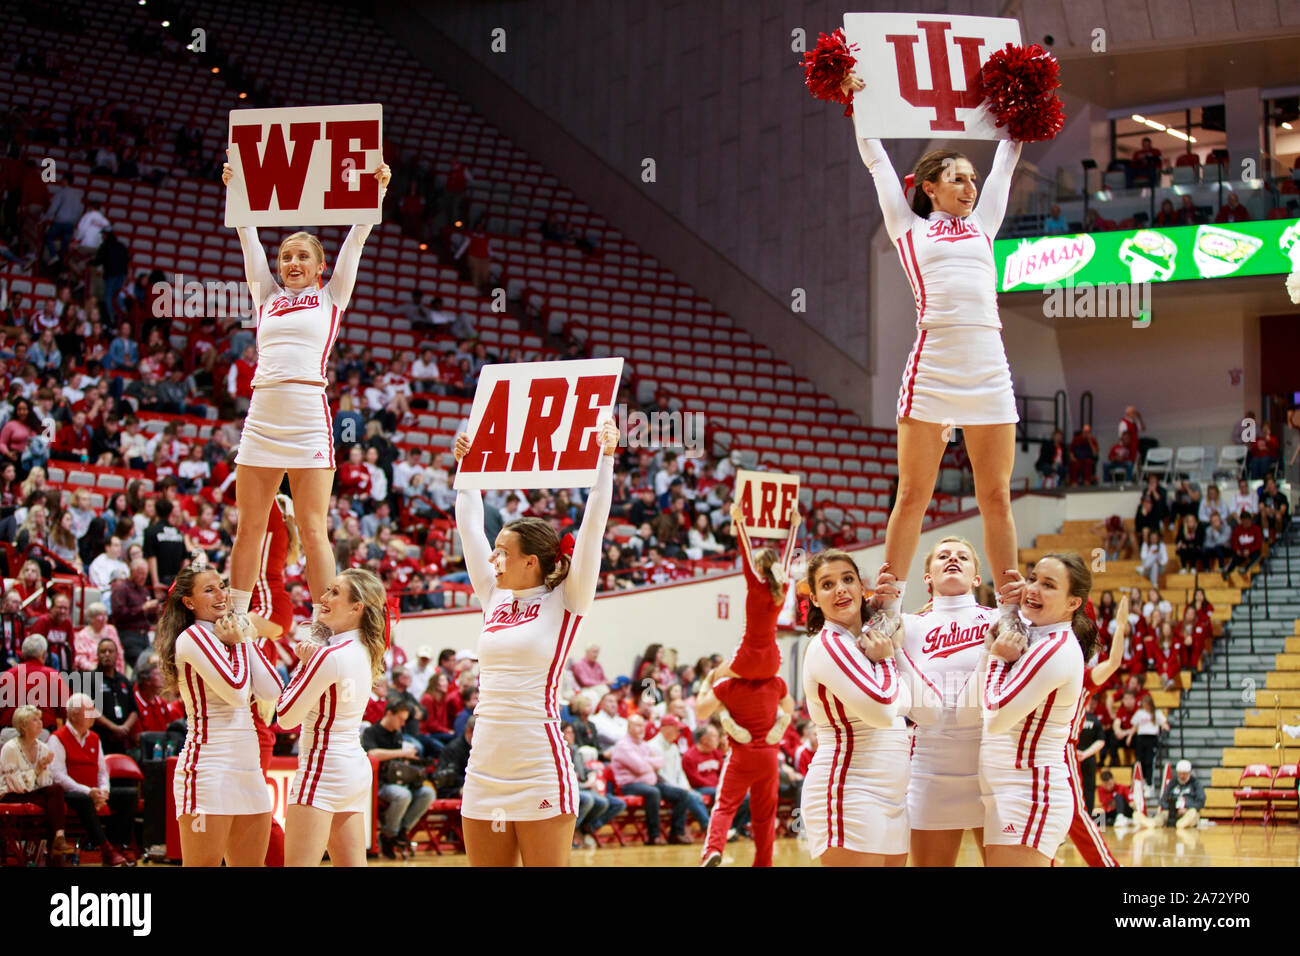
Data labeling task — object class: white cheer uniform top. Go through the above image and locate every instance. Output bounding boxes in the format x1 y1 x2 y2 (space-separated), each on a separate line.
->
980 620 1084 770
902 593 997 738
277 628 371 757
802 620 912 746
456 455 614 723
237 223 372 388
856 136 1021 330
174 619 283 740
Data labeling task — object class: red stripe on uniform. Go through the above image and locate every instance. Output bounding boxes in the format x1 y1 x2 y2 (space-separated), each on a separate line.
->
894 237 922 315
320 305 340 379
822 633 897 703
1026 690 1057 766
279 643 344 714
831 695 855 848
543 610 580 719
904 231 926 322
898 329 927 419
305 686 336 805
1014 700 1037 770
543 722 571 814
320 393 335 469
189 626 248 689
1023 766 1040 846
296 695 328 805
1067 756 1118 866
1033 767 1052 849
816 684 841 847
182 664 201 813
987 634 1068 708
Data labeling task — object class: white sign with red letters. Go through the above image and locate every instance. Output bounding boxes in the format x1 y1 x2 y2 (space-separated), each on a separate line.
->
225 103 384 227
735 469 800 539
843 13 1020 140
454 358 624 491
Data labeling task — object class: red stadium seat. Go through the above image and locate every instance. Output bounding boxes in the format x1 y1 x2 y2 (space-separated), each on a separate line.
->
1232 763 1275 825
1266 764 1298 826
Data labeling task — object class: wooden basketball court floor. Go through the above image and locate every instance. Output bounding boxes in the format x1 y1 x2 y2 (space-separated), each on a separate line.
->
368 824 1298 867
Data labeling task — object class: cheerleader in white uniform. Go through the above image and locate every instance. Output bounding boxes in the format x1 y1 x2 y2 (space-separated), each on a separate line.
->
799 548 920 866
452 419 617 867
156 565 284 866
277 568 387 867
840 71 1025 642
901 535 996 867
980 552 1096 866
219 158 390 639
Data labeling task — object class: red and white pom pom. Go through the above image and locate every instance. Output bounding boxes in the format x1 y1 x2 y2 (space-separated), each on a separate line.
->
977 42 1066 142
1287 271 1300 305
802 28 859 117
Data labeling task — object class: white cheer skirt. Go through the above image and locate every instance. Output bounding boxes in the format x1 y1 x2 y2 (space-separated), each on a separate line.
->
236 382 336 470
896 325 1018 426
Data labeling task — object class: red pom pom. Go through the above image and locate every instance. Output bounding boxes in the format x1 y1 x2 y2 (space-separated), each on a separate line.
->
803 28 859 117
977 42 1066 142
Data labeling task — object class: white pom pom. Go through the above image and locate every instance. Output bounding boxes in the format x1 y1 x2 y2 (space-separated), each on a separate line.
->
1287 271 1300 305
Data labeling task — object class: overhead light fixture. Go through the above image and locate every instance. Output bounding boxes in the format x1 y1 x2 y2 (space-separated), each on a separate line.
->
1284 122 1295 131
161 20 170 27
211 67 220 74
238 92 247 99
1167 129 1191 142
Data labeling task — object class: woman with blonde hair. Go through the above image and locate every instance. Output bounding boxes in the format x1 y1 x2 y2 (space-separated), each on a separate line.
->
277 568 388 867
219 156 390 643
896 535 997 866
155 563 283 866
1 705 75 863
15 558 48 615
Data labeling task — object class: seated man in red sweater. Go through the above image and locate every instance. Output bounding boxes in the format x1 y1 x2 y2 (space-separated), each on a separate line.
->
47 693 137 866
683 723 751 838
1223 510 1264 581
1096 770 1134 825
1215 191 1252 223
51 408 93 462
28 592 76 672
0 635 70 729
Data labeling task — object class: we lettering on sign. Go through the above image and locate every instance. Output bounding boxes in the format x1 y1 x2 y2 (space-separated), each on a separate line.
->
225 103 384 228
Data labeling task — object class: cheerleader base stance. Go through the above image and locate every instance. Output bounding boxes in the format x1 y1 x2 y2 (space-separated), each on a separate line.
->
909 726 984 831
800 726 912 858
460 717 578 821
897 325 1018 426
980 760 1074 858
236 383 336 470
174 728 273 818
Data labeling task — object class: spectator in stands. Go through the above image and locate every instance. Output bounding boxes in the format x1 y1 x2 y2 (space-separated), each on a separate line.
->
1130 137 1163 186
1137 530 1166 590
0 635 69 729
1035 428 1068 489
569 693 600 751
72 602 122 672
41 172 83 265
1247 421 1279 479
1068 425 1098 485
1136 759 1204 829
0 705 76 862
388 665 436 757
47 692 134 865
360 700 434 860
1153 198 1179 227
29 593 74 672
46 510 83 573
1201 512 1231 572
612 713 698 845
686 512 725 559
592 692 629 755
1096 770 1133 826
93 230 130 323
1169 479 1201 537
1223 509 1263 581
1176 194 1203 225
1 589 26 669
418 671 459 752
683 722 751 835
111 558 160 666
0 397 40 469
1257 476 1289 541
1082 208 1115 232
29 329 61 375
1103 438 1135 484
465 225 493 294
1215 191 1252 223
1198 483 1230 527
433 714 474 800
1174 513 1204 571
571 643 608 690
88 637 136 755
562 720 625 849
104 321 138 372
143 498 186 591
1042 204 1067 234
1131 694 1168 782
1118 404 1144 461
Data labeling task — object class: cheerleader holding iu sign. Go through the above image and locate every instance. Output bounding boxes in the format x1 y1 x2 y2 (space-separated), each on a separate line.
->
275 568 387 867
155 564 283 866
980 553 1095 866
840 70 1025 642
452 419 617 866
800 548 927 866
900 536 997 866
219 158 390 640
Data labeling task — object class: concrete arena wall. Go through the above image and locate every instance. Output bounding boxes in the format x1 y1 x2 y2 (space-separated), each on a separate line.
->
390 489 1142 688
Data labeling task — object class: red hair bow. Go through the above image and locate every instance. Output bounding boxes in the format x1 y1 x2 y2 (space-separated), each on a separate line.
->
560 534 575 559
903 173 915 195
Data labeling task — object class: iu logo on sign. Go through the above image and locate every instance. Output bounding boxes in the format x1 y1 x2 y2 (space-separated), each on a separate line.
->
886 20 987 132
